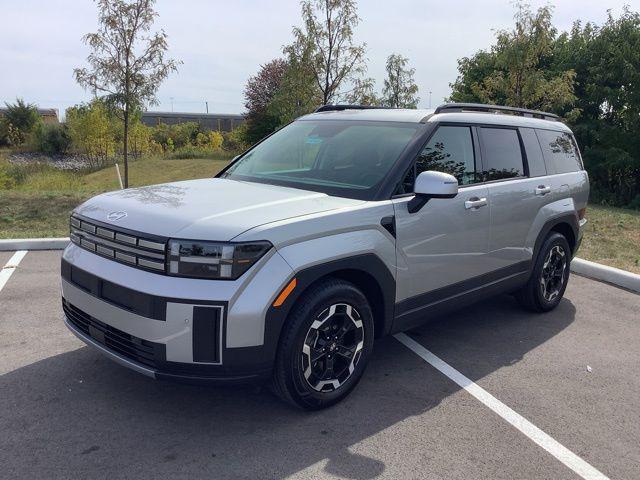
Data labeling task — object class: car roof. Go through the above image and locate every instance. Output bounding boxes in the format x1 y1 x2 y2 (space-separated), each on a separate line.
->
299 107 573 133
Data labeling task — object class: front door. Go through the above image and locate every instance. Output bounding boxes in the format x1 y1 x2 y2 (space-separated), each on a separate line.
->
392 125 492 328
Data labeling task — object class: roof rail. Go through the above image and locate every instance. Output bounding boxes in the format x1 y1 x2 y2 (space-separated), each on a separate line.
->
434 103 559 121
314 104 387 113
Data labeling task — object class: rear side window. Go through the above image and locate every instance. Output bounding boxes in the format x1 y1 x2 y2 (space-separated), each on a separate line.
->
519 128 547 177
478 127 525 181
536 129 583 174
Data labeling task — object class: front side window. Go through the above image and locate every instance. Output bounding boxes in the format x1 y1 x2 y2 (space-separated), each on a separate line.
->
536 129 583 174
397 125 477 194
479 127 525 181
220 120 420 200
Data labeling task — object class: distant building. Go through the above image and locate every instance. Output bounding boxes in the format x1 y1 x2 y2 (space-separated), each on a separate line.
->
0 107 59 124
141 111 244 132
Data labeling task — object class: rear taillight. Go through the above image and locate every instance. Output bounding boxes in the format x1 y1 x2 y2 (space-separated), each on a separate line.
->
578 207 587 220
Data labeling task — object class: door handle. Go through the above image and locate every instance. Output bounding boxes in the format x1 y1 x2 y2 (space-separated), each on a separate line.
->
464 197 488 210
535 185 552 196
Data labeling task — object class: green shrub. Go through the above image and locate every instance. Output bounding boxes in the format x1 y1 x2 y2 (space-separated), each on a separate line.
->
30 123 71 154
222 124 249 153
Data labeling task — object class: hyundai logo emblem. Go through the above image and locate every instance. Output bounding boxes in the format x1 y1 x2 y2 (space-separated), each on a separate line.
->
107 211 127 221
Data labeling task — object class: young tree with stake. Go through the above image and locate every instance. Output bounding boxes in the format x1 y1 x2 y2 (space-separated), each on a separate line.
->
75 0 179 188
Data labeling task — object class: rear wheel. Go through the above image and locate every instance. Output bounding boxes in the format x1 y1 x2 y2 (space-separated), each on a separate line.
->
271 278 374 410
516 232 571 312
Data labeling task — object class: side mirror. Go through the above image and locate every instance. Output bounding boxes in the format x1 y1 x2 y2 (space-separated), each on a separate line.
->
408 170 458 213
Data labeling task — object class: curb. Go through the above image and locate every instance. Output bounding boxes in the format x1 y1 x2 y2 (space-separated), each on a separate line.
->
0 238 70 251
570 257 640 294
0 237 638 294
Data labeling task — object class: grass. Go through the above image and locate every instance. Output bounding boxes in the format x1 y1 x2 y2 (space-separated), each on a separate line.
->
580 204 640 274
0 191 90 239
0 154 233 239
80 157 231 191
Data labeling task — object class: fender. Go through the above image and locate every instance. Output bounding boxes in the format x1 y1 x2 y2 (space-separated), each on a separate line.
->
532 214 579 262
264 253 396 362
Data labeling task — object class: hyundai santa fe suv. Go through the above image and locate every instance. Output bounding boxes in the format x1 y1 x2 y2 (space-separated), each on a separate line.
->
61 103 589 409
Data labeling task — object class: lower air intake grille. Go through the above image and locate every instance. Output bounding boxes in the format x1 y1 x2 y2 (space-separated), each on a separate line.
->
63 299 165 368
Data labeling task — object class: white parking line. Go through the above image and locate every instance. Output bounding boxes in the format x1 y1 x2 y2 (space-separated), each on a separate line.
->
0 250 28 294
394 332 610 480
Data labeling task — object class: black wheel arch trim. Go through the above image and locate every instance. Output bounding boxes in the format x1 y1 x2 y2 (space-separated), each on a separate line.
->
265 253 396 357
533 214 579 260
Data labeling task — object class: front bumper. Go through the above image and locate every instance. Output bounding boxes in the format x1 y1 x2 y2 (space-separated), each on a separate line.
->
61 243 294 384
64 313 266 384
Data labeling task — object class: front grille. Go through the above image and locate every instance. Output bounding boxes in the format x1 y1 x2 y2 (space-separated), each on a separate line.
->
63 299 165 368
70 215 167 273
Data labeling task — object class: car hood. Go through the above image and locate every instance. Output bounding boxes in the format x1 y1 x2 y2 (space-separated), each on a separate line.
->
75 178 363 240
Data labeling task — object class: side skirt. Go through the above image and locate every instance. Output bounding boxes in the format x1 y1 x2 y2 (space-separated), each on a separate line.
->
391 261 531 334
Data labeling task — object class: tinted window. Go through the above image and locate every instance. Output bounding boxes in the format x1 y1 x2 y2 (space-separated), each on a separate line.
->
222 120 419 199
536 129 583 174
519 128 547 177
397 126 477 194
479 128 524 181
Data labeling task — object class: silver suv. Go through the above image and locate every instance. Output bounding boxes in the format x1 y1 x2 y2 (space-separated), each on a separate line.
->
61 103 589 409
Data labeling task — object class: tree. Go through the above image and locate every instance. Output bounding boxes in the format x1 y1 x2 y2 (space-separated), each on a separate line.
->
450 2 576 112
345 77 380 105
552 9 640 207
268 44 323 126
382 54 419 108
287 0 366 105
74 0 179 187
243 59 288 143
2 98 41 145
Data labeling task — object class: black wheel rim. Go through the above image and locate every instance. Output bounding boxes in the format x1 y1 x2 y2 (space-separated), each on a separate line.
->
301 303 365 392
540 245 567 302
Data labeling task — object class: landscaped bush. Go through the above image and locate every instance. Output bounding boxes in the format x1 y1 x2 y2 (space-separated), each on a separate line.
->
222 123 250 153
29 123 71 155
66 101 117 169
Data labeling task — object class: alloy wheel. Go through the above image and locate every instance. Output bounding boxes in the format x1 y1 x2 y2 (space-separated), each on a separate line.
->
539 245 567 302
301 303 365 392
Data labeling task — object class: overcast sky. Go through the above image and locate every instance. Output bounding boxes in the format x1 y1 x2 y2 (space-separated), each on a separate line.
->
0 0 634 116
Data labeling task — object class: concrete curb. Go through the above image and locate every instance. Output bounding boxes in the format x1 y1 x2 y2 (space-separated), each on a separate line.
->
0 238 69 251
571 257 640 294
0 237 638 293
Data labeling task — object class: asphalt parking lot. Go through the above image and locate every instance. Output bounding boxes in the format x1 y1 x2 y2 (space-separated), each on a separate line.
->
1 250 639 479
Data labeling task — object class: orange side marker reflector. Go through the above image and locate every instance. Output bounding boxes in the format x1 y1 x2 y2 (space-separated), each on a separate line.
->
273 278 297 307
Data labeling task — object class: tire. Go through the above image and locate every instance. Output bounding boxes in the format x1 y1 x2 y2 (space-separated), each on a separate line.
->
516 232 571 313
271 278 375 410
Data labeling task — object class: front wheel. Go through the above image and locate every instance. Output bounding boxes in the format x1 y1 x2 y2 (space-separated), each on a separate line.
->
271 278 375 410
516 232 571 312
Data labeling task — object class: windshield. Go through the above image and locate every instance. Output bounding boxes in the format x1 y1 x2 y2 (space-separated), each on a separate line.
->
220 120 420 199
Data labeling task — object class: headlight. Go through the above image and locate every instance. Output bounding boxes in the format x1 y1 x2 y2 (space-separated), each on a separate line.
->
168 240 272 280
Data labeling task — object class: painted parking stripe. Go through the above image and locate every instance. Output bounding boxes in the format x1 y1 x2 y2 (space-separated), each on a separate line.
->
0 250 28 293
394 332 609 480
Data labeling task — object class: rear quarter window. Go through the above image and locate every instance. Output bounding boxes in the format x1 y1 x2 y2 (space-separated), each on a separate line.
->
536 129 583 174
519 128 547 177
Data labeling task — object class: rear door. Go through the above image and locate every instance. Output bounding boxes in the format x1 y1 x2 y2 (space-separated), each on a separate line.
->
392 125 492 322
478 126 552 271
